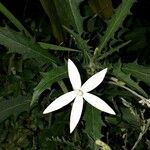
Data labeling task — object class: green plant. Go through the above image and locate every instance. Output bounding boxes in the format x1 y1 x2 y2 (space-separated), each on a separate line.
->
0 0 149 149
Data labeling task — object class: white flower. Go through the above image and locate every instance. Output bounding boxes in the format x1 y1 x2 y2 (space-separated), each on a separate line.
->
43 59 116 133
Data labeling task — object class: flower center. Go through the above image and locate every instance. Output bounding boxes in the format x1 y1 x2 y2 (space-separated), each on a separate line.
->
75 89 83 96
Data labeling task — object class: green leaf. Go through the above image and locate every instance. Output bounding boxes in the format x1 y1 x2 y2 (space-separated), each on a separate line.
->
0 2 32 38
64 26 91 62
54 0 83 33
38 42 79 52
95 0 136 55
0 27 59 64
31 66 67 106
122 63 150 86
113 64 148 98
0 96 30 123
98 40 131 60
84 104 103 150
64 26 90 52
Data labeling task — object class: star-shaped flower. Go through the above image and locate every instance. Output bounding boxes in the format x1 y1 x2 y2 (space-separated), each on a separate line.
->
43 59 116 133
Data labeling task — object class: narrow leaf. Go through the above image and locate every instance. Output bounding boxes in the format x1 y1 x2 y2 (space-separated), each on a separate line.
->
64 26 90 51
40 0 63 42
64 26 91 62
98 40 131 60
0 2 32 38
54 0 83 33
38 42 79 52
95 0 136 55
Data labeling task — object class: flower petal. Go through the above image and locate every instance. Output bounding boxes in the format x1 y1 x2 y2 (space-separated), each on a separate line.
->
43 91 76 114
81 68 107 93
70 96 83 133
83 93 116 115
68 59 81 90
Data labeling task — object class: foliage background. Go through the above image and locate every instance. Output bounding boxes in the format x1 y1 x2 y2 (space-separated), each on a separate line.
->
0 0 150 149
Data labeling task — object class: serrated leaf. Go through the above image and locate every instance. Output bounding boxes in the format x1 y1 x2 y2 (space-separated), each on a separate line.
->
48 136 74 148
0 96 30 122
113 64 148 98
95 0 136 55
64 26 91 62
31 66 67 106
98 40 131 60
64 26 91 52
122 63 150 86
0 27 59 64
84 104 103 150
